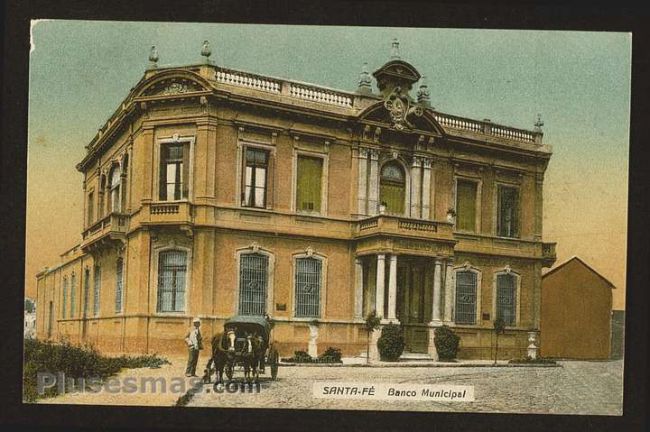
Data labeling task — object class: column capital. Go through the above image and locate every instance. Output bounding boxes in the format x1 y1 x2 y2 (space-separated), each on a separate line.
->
411 156 422 168
369 148 380 160
358 146 370 159
422 157 433 169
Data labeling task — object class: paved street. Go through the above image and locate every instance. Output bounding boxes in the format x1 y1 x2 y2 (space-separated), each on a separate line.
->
188 360 623 415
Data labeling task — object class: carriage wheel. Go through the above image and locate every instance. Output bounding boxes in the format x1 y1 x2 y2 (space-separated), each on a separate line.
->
269 348 279 380
225 362 234 381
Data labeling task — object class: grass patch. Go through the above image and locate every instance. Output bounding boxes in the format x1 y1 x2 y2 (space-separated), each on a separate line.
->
23 338 169 402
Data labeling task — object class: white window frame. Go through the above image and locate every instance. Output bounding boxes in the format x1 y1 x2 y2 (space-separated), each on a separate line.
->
291 250 328 319
154 134 195 203
234 245 275 317
292 149 329 216
492 267 522 328
494 182 521 239
452 263 482 326
236 140 276 210
109 164 122 213
151 244 192 315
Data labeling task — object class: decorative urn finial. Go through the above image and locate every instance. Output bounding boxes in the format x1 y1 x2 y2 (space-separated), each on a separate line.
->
201 40 212 64
148 45 159 69
390 38 401 60
417 75 431 108
534 113 544 132
357 62 372 95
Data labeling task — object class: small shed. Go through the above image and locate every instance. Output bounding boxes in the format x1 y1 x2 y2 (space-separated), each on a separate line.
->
541 256 614 359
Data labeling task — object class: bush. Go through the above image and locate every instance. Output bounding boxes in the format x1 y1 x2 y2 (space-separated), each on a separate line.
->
23 339 169 402
434 325 460 360
508 356 557 364
319 347 342 363
377 323 405 361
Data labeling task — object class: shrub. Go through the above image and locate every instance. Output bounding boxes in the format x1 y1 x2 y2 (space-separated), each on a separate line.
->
508 357 557 364
319 347 342 363
22 339 169 402
377 323 405 361
434 325 460 360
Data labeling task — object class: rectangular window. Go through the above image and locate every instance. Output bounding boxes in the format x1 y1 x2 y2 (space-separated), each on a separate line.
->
456 180 477 232
239 254 269 316
296 155 323 213
70 274 76 318
157 250 187 312
159 143 189 201
455 271 477 324
115 259 123 313
83 269 90 317
87 192 94 226
62 278 68 319
93 266 101 317
496 274 517 326
497 185 519 238
242 147 269 208
295 257 322 318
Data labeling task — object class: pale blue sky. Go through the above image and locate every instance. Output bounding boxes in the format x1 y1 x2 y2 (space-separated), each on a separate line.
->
26 21 631 308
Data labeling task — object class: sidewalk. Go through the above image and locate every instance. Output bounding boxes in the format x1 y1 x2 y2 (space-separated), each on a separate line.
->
280 358 560 367
39 354 204 407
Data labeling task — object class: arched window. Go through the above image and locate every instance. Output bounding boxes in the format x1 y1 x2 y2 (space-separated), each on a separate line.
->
109 165 121 213
380 161 406 215
121 155 129 211
157 250 187 313
496 273 517 326
115 258 124 313
294 257 322 318
455 270 478 324
239 253 269 316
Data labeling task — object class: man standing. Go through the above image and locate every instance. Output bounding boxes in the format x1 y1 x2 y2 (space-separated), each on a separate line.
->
185 317 203 377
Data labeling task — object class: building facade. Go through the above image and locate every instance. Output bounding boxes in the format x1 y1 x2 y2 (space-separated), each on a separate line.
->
36 41 556 360
540 256 614 359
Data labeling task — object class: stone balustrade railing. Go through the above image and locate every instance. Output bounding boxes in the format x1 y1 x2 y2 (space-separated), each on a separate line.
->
289 83 354 108
150 203 180 215
434 112 539 143
215 68 281 93
398 220 438 232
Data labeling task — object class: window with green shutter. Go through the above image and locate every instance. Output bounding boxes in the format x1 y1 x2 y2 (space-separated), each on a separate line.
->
456 180 477 232
380 161 405 215
296 156 323 213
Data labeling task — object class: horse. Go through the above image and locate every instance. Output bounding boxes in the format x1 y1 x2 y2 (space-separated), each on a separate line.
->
202 332 231 384
241 333 264 384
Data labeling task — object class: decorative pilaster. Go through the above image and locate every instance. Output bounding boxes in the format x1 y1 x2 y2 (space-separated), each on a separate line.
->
354 258 364 320
368 149 380 215
431 258 443 324
375 254 386 319
357 148 369 216
410 157 422 218
422 158 432 219
443 260 455 323
387 255 398 321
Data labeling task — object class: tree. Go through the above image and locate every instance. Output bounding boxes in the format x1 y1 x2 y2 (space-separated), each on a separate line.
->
493 317 506 365
363 311 381 364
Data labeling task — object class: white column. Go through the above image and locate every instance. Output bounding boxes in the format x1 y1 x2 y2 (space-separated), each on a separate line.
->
368 150 380 215
410 157 421 218
443 259 455 323
375 254 386 318
387 255 398 321
431 258 443 323
354 258 364 320
422 158 432 219
357 148 368 216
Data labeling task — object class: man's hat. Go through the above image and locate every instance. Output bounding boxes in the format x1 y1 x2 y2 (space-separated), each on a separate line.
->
192 317 201 324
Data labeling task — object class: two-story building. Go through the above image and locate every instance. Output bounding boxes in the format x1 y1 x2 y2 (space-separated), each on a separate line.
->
35 40 556 360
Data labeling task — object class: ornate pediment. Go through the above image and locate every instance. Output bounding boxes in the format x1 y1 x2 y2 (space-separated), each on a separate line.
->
142 77 204 96
383 86 424 130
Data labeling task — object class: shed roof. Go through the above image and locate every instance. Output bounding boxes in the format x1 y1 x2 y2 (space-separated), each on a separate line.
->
542 256 616 289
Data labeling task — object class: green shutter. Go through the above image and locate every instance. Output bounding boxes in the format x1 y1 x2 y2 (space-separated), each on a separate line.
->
296 156 323 212
456 180 477 231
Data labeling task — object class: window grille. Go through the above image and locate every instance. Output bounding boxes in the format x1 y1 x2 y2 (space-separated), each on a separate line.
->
497 185 519 238
243 148 268 208
455 270 477 324
115 258 123 313
93 266 101 317
496 273 517 326
295 257 322 318
70 274 76 318
62 277 68 319
157 250 187 312
239 253 269 315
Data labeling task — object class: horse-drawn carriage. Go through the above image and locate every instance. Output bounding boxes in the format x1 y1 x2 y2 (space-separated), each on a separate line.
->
203 315 279 384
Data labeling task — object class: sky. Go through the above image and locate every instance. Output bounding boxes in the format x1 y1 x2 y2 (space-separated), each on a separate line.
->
26 21 631 310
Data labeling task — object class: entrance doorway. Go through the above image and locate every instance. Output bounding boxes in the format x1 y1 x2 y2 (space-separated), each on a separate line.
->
397 257 432 353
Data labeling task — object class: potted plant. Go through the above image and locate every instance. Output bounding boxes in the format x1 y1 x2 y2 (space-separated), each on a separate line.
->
363 311 381 364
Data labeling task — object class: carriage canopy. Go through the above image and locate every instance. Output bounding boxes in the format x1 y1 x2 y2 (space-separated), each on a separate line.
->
224 315 272 344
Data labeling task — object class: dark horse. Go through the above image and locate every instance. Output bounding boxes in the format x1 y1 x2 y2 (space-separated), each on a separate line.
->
202 332 230 384
202 329 265 384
